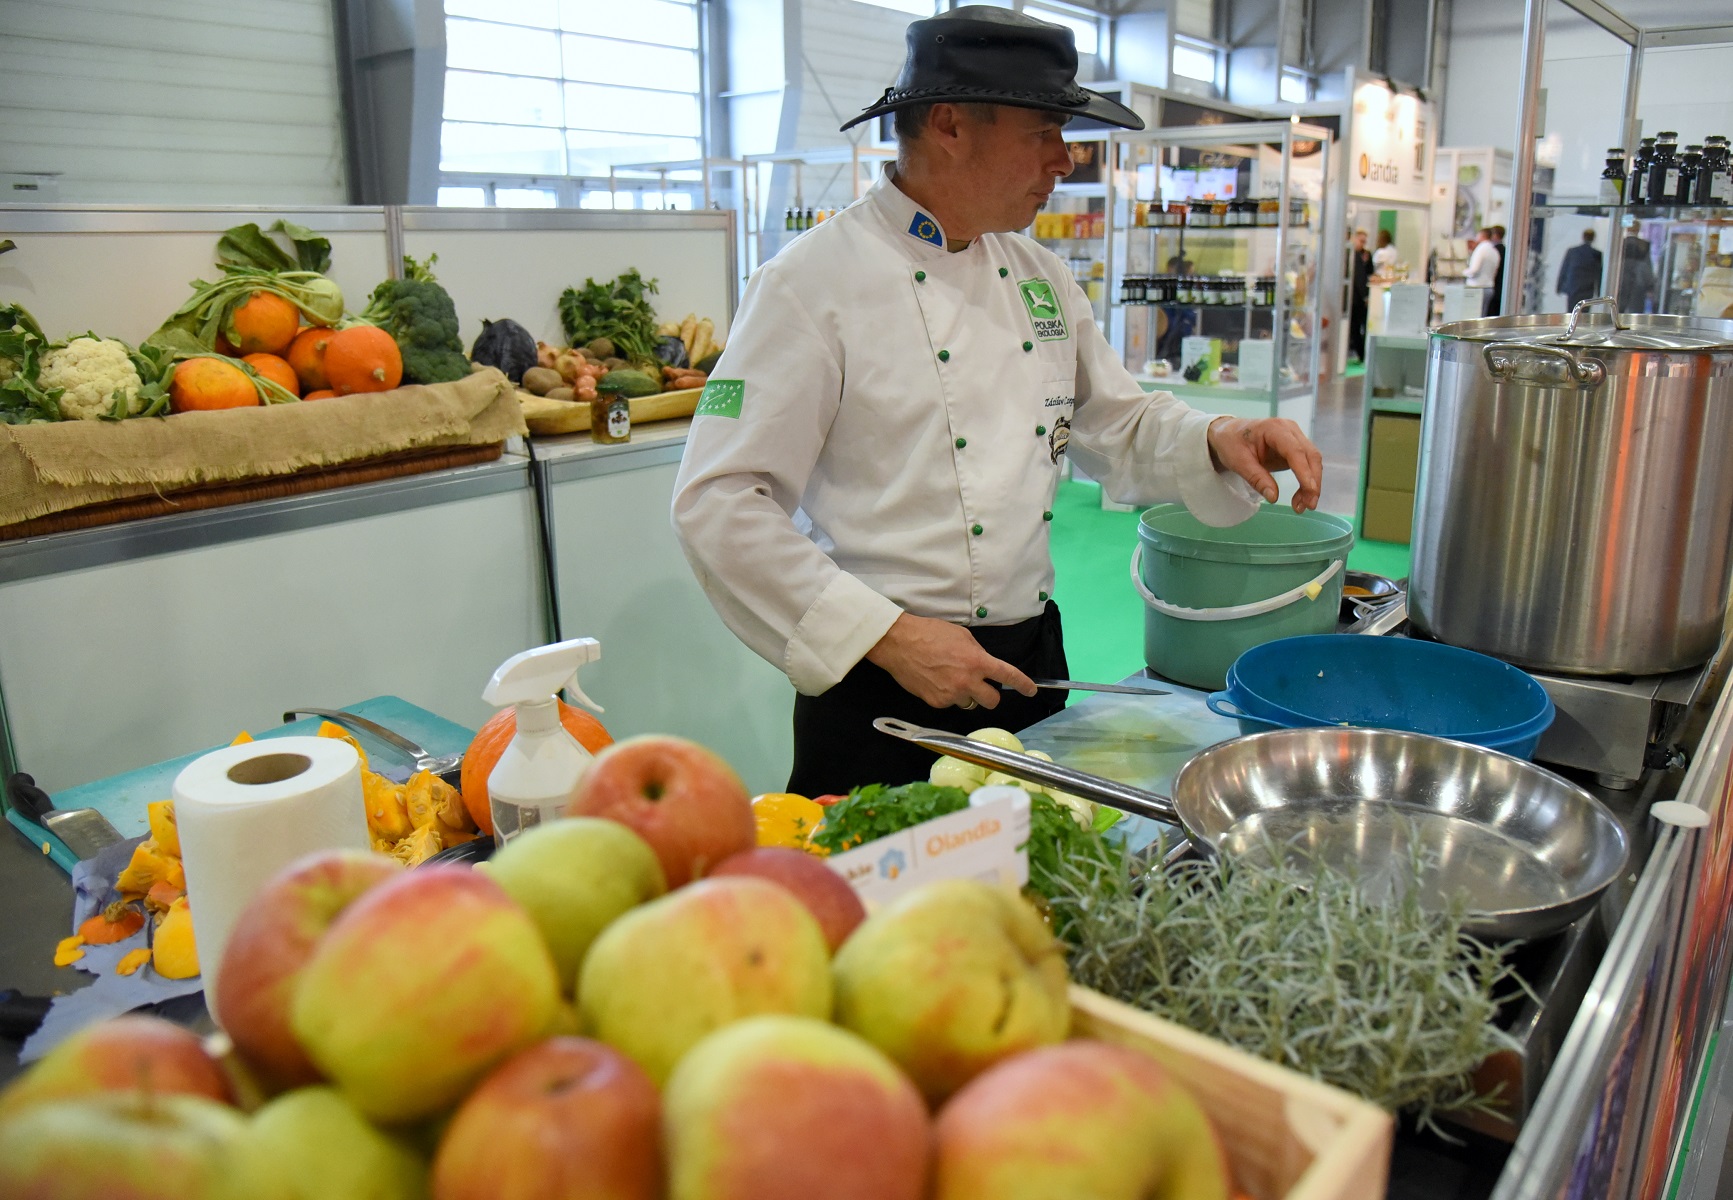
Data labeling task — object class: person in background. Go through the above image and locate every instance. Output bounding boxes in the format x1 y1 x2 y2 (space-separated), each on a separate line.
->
1348 229 1372 361
1556 228 1604 313
1618 231 1657 315
1372 229 1399 276
1484 225 1508 316
1465 227 1500 310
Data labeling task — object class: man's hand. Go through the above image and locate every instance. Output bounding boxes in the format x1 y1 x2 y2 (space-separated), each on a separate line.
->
1206 416 1324 513
865 613 1038 711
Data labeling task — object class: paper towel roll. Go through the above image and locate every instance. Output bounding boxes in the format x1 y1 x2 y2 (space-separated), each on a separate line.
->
173 736 368 1018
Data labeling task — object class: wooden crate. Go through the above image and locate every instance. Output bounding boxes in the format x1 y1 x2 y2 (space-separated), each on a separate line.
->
1070 986 1394 1200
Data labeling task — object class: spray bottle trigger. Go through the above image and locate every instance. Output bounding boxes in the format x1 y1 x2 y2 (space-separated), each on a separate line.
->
565 679 604 715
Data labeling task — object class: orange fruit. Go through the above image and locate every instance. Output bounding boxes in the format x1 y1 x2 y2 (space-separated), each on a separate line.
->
324 325 403 395
460 702 613 836
286 327 333 392
169 357 260 412
228 291 300 356
302 389 337 401
241 353 300 398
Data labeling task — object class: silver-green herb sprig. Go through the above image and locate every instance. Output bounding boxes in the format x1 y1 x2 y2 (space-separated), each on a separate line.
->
1049 836 1528 1135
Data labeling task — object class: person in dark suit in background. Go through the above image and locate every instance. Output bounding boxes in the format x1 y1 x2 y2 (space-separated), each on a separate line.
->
1348 229 1372 361
1483 225 1507 316
1556 229 1604 313
1618 232 1656 314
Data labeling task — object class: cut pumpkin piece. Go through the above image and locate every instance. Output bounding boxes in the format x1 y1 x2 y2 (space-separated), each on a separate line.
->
144 879 185 915
403 771 440 831
147 799 181 858
231 731 254 745
115 947 153 976
430 774 474 833
390 824 444 867
116 839 173 896
54 935 85 967
317 721 368 768
153 897 200 979
79 901 145 945
363 771 413 842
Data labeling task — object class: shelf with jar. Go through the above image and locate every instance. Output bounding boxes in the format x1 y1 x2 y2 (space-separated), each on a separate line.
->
1104 121 1331 423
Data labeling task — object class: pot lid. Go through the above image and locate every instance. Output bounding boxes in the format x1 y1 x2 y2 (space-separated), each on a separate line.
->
1436 308 1733 351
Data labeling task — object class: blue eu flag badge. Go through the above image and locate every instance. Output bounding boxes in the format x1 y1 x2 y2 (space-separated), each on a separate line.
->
907 212 944 247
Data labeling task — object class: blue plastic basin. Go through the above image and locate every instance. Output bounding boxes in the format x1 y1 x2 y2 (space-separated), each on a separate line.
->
1206 635 1555 760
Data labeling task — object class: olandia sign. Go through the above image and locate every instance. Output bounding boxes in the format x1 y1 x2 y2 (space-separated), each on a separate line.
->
1350 81 1434 206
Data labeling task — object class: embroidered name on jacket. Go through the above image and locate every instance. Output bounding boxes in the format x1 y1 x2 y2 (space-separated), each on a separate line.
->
907 212 944 246
1018 278 1069 341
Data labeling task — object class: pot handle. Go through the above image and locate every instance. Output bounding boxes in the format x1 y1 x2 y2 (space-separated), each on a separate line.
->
1483 342 1605 389
1566 296 1625 338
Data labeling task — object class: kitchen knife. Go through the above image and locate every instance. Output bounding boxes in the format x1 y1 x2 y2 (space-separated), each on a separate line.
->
282 709 463 783
4 773 125 860
1000 678 1172 697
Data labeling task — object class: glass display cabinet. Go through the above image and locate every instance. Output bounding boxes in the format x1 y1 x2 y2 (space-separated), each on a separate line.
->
1104 121 1332 425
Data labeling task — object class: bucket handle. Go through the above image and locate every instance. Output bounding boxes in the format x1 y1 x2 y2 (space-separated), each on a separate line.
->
1131 545 1343 623
1205 693 1280 726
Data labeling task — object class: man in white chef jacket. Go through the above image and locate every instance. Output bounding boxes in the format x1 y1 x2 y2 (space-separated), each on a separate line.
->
673 7 1323 795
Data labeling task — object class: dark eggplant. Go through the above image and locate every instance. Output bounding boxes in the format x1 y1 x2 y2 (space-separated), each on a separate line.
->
470 318 538 383
653 335 690 369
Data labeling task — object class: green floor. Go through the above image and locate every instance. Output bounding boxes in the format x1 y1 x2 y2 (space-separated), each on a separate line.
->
1049 479 1410 686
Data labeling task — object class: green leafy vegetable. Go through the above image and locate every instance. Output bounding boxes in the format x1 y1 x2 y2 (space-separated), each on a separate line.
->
808 782 971 854
216 220 333 275
1048 836 1526 1133
0 302 62 424
558 270 660 365
145 268 344 359
1022 791 1114 902
357 256 468 384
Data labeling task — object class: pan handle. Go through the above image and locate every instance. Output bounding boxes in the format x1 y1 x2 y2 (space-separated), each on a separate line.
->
872 718 1181 825
1482 342 1605 389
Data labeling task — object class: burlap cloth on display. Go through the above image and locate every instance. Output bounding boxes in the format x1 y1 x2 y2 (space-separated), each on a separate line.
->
0 368 526 528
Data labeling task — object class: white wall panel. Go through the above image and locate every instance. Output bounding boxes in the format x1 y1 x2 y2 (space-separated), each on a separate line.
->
792 0 908 208
0 0 347 204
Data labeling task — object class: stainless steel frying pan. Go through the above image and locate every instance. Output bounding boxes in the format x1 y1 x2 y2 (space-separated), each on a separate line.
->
875 718 1630 942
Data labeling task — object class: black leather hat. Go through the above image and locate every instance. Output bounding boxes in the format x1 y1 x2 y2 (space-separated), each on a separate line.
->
840 6 1144 133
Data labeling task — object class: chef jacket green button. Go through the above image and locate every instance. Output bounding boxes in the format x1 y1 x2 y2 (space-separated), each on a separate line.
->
977 606 989 618
1043 510 1053 521
915 270 926 282
955 436 966 449
972 523 984 535
1039 590 1049 602
1036 424 1046 435
999 267 1009 277
938 349 950 362
1022 341 1033 352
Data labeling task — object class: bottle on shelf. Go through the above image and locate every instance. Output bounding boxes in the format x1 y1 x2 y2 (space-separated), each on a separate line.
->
1677 146 1703 204
1629 138 1656 205
1648 132 1680 207
1600 149 1627 205
803 208 815 230
784 208 795 232
1704 136 1731 204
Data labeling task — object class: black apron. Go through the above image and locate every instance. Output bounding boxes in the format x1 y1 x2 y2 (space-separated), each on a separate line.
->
787 601 1069 797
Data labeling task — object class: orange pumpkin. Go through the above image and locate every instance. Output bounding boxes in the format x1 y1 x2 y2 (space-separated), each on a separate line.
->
79 901 145 945
460 702 613 836
324 325 402 395
228 291 300 356
242 352 300 398
286 326 333 392
302 389 338 401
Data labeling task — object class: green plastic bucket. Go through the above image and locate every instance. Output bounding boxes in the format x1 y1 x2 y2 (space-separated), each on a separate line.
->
1134 504 1355 690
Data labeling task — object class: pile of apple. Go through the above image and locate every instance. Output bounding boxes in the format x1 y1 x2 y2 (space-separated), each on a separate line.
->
0 734 1232 1200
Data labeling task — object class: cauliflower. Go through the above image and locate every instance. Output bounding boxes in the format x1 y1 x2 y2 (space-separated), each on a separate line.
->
37 337 144 421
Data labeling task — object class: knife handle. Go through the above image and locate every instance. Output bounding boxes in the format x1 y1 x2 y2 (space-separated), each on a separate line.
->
4 773 52 823
0 990 52 1040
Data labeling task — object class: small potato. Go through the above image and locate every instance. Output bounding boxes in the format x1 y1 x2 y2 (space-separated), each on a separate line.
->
545 386 576 402
602 356 627 371
521 367 563 395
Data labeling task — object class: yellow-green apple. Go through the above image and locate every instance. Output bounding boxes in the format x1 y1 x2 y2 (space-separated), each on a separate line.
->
0 1015 233 1118
567 736 755 886
432 1037 661 1200
708 847 867 952
213 850 402 1091
247 1086 427 1200
664 1016 930 1200
290 865 561 1123
832 879 1070 1103
577 877 832 1086
932 1041 1230 1200
480 817 666 992
0 1093 287 1200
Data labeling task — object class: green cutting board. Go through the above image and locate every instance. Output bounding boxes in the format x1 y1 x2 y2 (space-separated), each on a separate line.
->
6 697 476 873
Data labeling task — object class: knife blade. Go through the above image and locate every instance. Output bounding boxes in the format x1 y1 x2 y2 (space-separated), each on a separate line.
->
282 709 463 782
1001 678 1172 697
5 773 125 860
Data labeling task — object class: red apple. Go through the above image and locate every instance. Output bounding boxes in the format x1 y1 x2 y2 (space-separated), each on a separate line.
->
432 1038 662 1200
709 847 867 952
664 1015 931 1200
567 736 755 887
932 1041 1230 1200
0 1015 232 1119
213 850 402 1092
290 866 563 1123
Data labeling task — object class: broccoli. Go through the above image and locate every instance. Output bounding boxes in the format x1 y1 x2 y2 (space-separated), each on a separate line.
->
359 256 469 385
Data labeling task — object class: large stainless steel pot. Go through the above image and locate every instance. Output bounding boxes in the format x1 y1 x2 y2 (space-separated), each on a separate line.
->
1410 300 1733 676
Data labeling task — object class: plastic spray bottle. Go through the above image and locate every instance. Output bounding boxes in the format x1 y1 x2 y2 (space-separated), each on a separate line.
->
480 637 604 844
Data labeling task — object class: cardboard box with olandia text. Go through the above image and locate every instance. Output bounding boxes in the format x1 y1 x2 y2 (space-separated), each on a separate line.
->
823 788 1030 909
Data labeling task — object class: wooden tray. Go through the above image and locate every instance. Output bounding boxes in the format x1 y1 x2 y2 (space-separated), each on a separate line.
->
520 387 702 436
1070 986 1394 1200
0 443 504 542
